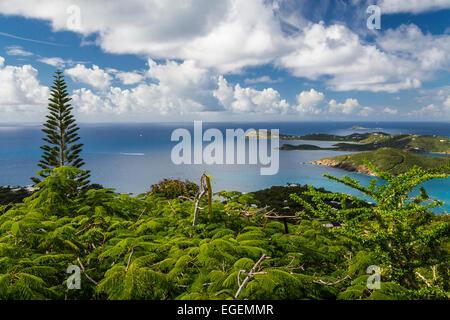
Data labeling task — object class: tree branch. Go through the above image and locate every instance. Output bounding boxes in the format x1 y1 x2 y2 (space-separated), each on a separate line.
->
235 254 270 299
77 257 98 286
216 254 270 300
125 246 135 272
415 271 431 287
192 174 208 226
167 200 177 215
312 274 352 286
215 290 236 300
237 269 245 287
137 208 147 221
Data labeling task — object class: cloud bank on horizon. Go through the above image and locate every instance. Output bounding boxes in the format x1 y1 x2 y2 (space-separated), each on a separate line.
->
0 0 449 122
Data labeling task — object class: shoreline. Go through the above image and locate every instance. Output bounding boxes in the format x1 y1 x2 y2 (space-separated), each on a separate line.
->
310 159 378 176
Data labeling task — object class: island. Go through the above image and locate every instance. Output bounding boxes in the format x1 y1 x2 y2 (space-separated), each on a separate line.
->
244 130 303 140
279 144 324 150
279 132 450 154
247 130 450 175
311 148 450 176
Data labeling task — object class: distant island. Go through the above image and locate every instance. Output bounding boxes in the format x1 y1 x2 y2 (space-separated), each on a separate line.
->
274 131 450 176
244 130 303 140
279 132 450 154
351 125 369 130
312 148 450 176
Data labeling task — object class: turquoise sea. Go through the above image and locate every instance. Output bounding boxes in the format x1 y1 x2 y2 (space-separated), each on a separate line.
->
0 121 449 213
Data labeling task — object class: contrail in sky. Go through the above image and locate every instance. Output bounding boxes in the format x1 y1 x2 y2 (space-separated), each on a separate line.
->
0 31 67 47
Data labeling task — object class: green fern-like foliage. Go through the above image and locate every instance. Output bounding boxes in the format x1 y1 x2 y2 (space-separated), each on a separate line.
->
1 165 448 300
291 161 450 298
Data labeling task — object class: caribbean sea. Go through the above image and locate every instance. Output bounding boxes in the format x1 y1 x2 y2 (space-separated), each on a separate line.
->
0 121 449 213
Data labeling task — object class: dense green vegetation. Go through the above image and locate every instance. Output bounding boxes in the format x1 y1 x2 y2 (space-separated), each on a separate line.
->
296 132 390 143
314 148 450 176
251 185 325 216
0 164 448 300
280 132 450 154
148 179 200 200
0 187 33 208
279 144 323 151
291 161 450 299
0 71 448 301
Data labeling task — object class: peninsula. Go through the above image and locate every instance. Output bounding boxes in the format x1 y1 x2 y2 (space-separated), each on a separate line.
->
279 132 450 154
312 148 450 176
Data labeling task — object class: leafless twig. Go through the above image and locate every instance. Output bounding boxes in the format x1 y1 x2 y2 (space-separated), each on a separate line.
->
237 269 245 287
125 246 135 272
167 200 177 215
75 223 93 235
77 257 98 286
415 271 431 287
216 254 270 300
312 274 351 286
137 208 147 221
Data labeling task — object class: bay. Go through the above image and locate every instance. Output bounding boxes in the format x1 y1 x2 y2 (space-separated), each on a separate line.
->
0 121 448 213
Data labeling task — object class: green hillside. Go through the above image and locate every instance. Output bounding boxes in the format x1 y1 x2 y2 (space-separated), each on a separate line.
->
281 133 450 154
299 132 390 143
279 144 323 150
313 148 450 176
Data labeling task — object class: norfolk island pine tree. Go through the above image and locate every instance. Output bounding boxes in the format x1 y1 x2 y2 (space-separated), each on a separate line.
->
31 71 90 189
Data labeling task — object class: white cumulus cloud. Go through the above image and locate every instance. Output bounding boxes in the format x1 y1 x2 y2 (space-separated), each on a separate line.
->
214 76 289 114
65 64 113 90
408 103 448 120
278 23 423 93
0 56 48 116
0 1 448 93
71 59 221 117
383 107 398 115
114 71 144 85
38 57 71 69
377 24 450 72
444 96 450 109
379 0 450 14
329 98 374 116
295 89 326 114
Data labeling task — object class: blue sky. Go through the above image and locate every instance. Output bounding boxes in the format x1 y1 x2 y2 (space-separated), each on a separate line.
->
0 0 449 123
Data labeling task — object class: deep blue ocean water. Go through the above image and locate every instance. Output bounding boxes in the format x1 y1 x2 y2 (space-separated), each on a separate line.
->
0 121 449 213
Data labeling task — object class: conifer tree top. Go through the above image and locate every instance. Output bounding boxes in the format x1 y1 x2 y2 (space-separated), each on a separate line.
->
32 71 90 187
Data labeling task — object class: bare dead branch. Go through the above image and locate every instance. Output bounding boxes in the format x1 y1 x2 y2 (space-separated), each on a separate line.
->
237 269 245 287
137 208 147 221
125 246 135 272
235 254 270 299
75 223 93 235
312 274 352 286
192 174 208 226
415 271 431 287
167 200 177 215
77 257 98 286
215 254 270 300
178 196 195 203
